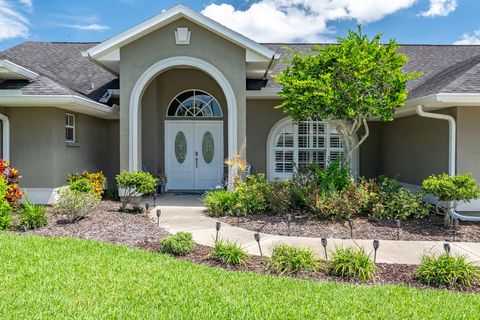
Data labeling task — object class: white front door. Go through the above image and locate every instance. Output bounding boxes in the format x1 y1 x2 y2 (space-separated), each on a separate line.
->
165 121 223 190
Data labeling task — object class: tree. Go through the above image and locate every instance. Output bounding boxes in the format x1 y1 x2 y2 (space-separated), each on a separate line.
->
275 26 420 167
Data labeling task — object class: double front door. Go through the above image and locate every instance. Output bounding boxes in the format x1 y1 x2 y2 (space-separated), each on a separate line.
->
165 121 223 190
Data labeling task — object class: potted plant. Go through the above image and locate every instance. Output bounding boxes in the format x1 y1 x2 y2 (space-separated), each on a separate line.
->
422 173 480 226
116 171 158 209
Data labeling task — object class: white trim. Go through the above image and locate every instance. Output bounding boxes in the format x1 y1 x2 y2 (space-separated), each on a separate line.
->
266 117 359 180
246 88 282 99
84 4 275 61
416 104 456 176
166 89 223 118
65 113 76 143
0 59 39 80
175 27 191 45
129 56 237 182
0 113 10 162
0 95 119 119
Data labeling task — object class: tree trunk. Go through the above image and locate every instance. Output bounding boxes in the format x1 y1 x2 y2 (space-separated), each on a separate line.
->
335 118 370 170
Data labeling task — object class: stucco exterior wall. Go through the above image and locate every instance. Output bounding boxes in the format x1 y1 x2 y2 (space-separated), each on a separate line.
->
359 122 382 179
0 107 118 188
456 106 480 180
379 113 450 185
120 17 246 171
246 99 284 174
141 68 227 176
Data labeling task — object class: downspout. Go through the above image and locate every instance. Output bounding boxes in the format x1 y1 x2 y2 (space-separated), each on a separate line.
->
416 105 480 221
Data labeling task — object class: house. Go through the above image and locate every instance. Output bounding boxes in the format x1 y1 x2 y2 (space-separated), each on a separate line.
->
0 4 480 207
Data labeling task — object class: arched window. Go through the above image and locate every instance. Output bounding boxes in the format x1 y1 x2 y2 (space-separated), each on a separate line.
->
267 118 355 180
167 90 222 117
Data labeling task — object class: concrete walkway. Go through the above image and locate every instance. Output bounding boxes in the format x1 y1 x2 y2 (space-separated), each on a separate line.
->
148 194 480 265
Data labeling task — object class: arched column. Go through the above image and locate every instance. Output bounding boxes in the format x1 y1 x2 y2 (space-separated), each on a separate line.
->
128 56 238 179
0 113 10 162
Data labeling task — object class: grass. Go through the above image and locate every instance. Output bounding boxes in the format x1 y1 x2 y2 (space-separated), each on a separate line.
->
0 235 479 319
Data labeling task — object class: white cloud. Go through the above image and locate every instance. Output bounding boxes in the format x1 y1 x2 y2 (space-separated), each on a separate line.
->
454 30 480 45
60 23 110 31
0 0 31 41
420 0 457 17
201 0 417 43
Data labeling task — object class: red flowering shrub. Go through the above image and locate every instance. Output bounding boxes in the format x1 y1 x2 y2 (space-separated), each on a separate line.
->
0 160 23 208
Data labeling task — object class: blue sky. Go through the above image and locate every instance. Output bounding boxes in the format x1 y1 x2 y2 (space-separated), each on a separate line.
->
0 0 479 51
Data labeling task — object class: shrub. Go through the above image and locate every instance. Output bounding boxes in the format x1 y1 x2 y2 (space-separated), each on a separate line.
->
329 247 375 282
116 171 158 208
368 177 429 220
266 179 297 214
160 232 196 256
234 174 271 215
0 160 23 208
18 198 47 230
52 187 101 223
0 177 12 230
203 189 237 216
268 244 320 274
213 239 249 265
68 171 106 196
298 159 352 194
69 178 94 193
415 253 480 288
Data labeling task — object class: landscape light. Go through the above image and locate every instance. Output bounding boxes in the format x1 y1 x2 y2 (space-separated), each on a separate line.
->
286 213 293 236
215 221 221 242
453 219 459 242
347 218 353 239
373 239 380 263
156 209 161 227
236 210 241 227
321 237 328 260
145 202 150 211
395 219 401 240
153 193 156 206
254 231 262 257
443 242 451 254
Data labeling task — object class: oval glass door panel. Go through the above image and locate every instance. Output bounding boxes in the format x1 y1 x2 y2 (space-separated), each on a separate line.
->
202 131 214 164
175 131 187 164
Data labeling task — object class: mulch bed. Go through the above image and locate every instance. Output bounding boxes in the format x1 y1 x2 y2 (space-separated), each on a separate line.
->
139 242 480 293
25 200 169 248
218 213 480 242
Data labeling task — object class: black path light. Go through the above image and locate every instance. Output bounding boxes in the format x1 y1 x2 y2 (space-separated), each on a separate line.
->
444 242 451 254
156 209 161 227
254 231 263 257
347 218 354 239
153 193 157 206
373 239 380 263
395 219 401 240
286 213 293 236
321 237 328 260
145 202 150 211
453 219 459 242
215 221 222 243
236 210 241 227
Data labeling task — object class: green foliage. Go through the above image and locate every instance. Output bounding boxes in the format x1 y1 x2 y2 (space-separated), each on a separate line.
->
301 159 352 194
69 178 94 193
18 198 47 230
213 239 249 265
368 176 429 220
422 173 480 203
268 244 321 275
1 235 480 319
415 253 480 288
68 171 106 196
311 181 371 220
104 186 120 201
116 171 158 196
120 205 144 214
329 247 376 282
52 187 101 223
160 232 196 256
203 189 237 216
234 174 271 215
275 26 420 165
0 178 12 230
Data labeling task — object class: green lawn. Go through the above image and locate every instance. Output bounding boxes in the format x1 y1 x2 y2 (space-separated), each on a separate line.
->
0 235 479 320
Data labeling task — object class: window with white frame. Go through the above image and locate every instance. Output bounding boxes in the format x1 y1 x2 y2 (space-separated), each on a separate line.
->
65 113 75 143
270 119 345 179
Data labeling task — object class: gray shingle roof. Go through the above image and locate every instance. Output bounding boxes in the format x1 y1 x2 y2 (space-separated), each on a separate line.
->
263 43 480 100
0 42 117 101
2 41 480 102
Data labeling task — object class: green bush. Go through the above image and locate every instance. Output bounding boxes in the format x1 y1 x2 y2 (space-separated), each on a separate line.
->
18 198 47 230
203 189 237 216
234 174 271 215
422 173 480 203
0 178 12 230
213 239 249 265
52 187 101 223
268 244 320 274
160 232 196 256
329 247 375 282
116 171 158 196
415 253 480 288
69 178 94 193
298 159 352 194
68 171 106 196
